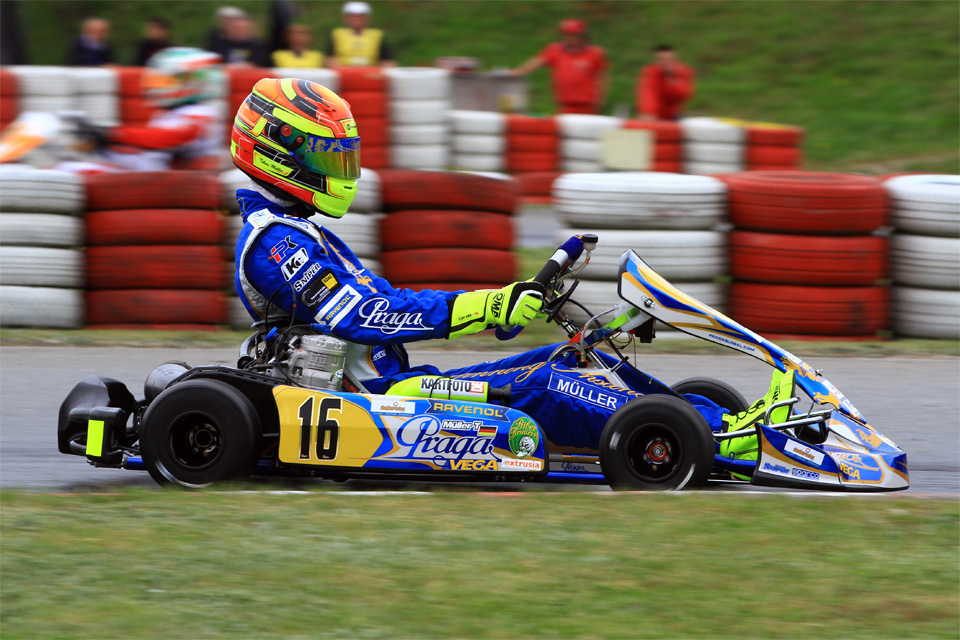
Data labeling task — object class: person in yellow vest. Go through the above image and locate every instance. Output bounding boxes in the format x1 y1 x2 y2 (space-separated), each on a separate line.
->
272 24 324 68
326 1 396 68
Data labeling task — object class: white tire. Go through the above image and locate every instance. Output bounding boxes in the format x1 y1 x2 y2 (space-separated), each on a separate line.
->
452 134 505 155
554 171 727 198
555 114 623 139
684 142 745 164
891 234 960 289
390 99 449 125
389 144 449 170
391 124 449 146
385 68 451 101
684 160 744 175
560 228 727 281
272 68 340 92
8 66 75 96
18 95 75 113
450 154 505 172
71 67 118 94
0 247 83 287
885 174 960 237
354 167 382 213
0 167 85 214
561 138 600 162
892 286 960 339
0 286 83 328
450 110 506 135
78 94 119 127
680 117 746 144
308 213 381 259
562 159 603 173
556 200 725 230
0 213 83 247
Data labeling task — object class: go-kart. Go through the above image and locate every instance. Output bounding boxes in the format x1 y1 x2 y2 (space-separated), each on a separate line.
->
58 235 909 491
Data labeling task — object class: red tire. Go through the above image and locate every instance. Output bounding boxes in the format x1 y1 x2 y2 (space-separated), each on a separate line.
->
506 115 558 135
337 67 387 91
0 69 18 97
746 126 804 147
729 283 889 336
380 210 514 251
516 171 564 197
506 151 559 172
117 67 145 97
622 120 682 142
746 146 802 166
356 117 389 146
361 145 388 169
380 248 517 284
379 170 518 214
86 246 229 290
344 91 387 117
228 67 269 93
507 133 559 153
746 164 802 172
86 290 227 325
0 96 18 124
651 160 683 173
653 143 682 162
394 283 503 293
86 209 226 246
85 171 223 210
729 231 888 285
119 97 158 124
721 171 888 234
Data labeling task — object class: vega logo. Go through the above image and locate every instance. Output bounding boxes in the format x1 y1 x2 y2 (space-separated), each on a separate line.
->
378 414 496 466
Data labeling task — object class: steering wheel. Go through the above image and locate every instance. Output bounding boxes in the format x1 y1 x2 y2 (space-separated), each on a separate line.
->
495 234 598 340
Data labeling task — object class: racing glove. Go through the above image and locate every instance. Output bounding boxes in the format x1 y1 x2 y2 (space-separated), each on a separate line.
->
448 281 546 338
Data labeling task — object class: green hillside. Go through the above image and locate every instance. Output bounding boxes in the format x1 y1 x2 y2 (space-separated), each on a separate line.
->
12 0 960 172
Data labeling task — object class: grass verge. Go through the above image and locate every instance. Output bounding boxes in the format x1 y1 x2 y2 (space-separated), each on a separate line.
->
1 490 957 639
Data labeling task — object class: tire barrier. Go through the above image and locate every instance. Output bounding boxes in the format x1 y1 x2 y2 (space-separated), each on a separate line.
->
516 171 564 201
892 286 960 339
745 123 804 171
890 234 960 290
506 115 559 172
681 117 746 175
85 170 222 210
0 68 18 131
556 114 622 173
86 289 227 326
0 167 85 327
884 174 960 237
450 110 505 172
386 68 450 170
560 278 726 328
379 170 518 290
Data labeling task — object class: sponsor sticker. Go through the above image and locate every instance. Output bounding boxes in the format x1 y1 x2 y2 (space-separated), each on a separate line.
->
418 378 486 398
377 415 496 465
500 458 543 472
299 268 340 309
450 459 497 471
358 298 433 335
761 462 790 476
783 438 825 467
269 235 299 264
373 400 416 415
292 264 322 292
791 467 820 481
548 372 630 410
440 419 483 432
315 285 360 328
508 417 539 458
427 400 507 420
476 425 498 438
280 247 309 280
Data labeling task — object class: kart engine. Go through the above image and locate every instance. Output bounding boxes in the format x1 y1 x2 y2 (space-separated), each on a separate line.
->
284 334 347 390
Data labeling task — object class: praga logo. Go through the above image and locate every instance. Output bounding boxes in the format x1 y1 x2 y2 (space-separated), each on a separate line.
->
508 417 539 458
378 415 496 466
358 298 432 335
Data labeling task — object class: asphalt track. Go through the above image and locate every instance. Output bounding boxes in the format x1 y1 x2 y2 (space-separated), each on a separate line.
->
1 345 957 494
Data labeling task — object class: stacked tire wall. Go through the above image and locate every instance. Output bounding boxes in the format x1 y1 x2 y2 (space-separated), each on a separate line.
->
378 170 518 291
83 171 228 329
682 117 746 176
385 68 450 170
622 120 683 173
553 172 728 329
723 171 891 338
450 110 505 172
506 115 559 173
0 68 19 131
0 166 86 328
557 114 622 173
884 174 960 339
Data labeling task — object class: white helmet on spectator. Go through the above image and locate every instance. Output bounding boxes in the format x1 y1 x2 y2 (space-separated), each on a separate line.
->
142 47 223 108
342 1 371 14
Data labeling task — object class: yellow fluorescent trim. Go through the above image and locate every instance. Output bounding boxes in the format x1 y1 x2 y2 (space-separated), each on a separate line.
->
280 78 298 100
86 419 105 457
251 117 268 136
271 107 334 138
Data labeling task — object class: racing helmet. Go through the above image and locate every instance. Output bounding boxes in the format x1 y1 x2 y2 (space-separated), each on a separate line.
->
231 78 360 218
142 47 223 108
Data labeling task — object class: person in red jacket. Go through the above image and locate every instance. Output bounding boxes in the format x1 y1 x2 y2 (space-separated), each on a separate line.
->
511 19 608 115
637 44 695 121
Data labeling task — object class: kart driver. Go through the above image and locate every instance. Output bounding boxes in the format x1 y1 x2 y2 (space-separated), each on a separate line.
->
232 78 730 449
87 47 224 171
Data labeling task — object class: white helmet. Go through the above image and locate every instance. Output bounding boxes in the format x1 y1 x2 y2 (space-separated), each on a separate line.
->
142 47 223 108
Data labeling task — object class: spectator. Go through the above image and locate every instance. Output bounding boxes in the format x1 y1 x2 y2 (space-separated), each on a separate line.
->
133 17 172 66
510 19 608 115
205 6 245 53
637 44 695 121
272 24 323 68
326 1 396 68
65 17 115 67
212 15 271 67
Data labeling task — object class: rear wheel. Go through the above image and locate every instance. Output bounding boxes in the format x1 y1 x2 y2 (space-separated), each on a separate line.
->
600 395 715 490
140 379 261 487
672 377 749 416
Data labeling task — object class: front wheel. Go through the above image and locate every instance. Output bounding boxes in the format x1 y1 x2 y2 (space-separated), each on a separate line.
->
599 395 715 490
140 379 262 487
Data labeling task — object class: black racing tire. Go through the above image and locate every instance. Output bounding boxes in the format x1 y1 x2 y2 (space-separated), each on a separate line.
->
671 377 749 415
140 379 262 487
599 395 715 491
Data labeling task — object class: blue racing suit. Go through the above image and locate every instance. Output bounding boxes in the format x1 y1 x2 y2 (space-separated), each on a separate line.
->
235 188 724 448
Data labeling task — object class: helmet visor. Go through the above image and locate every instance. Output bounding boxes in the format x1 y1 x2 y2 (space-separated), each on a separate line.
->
291 135 361 180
